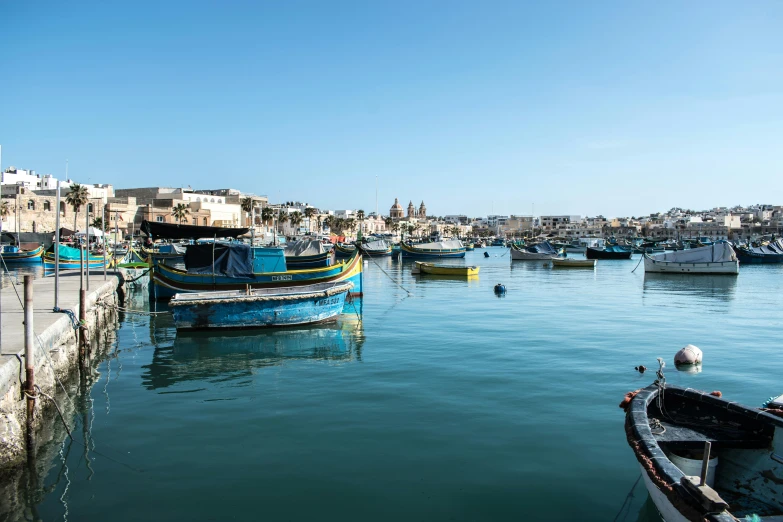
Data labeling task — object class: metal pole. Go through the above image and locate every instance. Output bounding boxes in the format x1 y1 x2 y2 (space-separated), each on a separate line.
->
102 203 107 280
115 210 119 275
85 201 90 291
54 180 61 308
24 276 35 423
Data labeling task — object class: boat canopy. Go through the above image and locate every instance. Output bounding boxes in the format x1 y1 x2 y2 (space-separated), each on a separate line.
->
649 242 737 263
284 239 326 257
519 241 558 255
362 239 390 252
141 220 250 240
184 243 254 278
739 238 783 255
48 243 84 260
411 239 464 250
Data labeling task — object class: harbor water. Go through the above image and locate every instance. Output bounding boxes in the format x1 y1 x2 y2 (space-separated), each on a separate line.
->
3 249 783 521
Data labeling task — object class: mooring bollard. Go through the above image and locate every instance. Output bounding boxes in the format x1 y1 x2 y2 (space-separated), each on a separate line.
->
700 440 712 486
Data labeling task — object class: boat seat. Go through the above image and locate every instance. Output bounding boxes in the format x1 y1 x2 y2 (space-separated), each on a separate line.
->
653 419 771 449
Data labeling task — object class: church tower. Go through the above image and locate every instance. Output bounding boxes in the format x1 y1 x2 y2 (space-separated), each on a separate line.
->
418 201 426 219
407 200 415 218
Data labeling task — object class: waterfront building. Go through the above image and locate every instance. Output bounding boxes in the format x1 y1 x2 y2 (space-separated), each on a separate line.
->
1 166 74 191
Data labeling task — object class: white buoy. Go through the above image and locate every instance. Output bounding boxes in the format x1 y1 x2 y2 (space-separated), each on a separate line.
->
674 344 703 366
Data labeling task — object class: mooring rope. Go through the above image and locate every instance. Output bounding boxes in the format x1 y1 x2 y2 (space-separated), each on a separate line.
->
367 254 413 296
611 473 642 522
631 254 644 273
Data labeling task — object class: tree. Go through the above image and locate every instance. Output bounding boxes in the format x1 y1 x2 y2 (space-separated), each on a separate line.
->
261 207 275 228
171 203 190 224
304 206 317 230
277 210 289 234
323 215 333 232
91 217 104 230
384 217 393 231
356 210 365 237
65 183 90 233
289 211 303 234
0 200 10 222
345 218 356 237
240 197 254 226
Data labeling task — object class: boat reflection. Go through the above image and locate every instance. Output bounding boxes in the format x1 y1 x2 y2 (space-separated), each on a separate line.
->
642 273 737 302
141 319 365 390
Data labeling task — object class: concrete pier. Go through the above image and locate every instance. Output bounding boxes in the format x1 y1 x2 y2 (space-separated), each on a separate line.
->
0 271 120 470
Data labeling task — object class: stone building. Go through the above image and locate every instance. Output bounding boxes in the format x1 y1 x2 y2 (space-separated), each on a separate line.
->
389 198 404 219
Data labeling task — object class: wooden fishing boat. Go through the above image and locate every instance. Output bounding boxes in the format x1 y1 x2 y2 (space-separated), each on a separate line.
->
151 248 363 300
400 240 466 259
117 262 151 288
357 240 393 257
333 243 357 258
464 243 474 251
413 261 479 276
0 244 44 264
644 242 739 275
585 245 633 260
732 239 783 264
551 258 596 268
170 281 354 330
510 241 559 261
42 244 111 270
623 379 783 521
284 239 333 268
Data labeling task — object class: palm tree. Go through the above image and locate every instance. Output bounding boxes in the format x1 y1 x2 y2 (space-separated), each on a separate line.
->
334 217 346 235
323 215 333 233
289 211 303 235
345 218 356 238
240 197 254 226
277 210 289 234
261 207 275 229
66 183 90 233
304 207 317 232
391 222 399 237
384 217 393 231
171 203 190 224
91 217 103 230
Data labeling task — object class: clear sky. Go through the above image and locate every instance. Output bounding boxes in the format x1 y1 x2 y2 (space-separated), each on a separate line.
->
1 1 781 218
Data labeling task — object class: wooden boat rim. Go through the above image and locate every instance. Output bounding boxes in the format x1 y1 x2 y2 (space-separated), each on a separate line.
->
170 281 354 305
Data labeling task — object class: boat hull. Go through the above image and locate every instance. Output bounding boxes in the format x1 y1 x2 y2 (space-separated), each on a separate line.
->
171 283 351 330
639 464 691 522
334 244 357 258
415 261 479 276
151 251 363 299
733 248 783 264
43 254 110 270
0 245 44 264
510 250 556 261
643 256 739 274
118 264 150 288
551 258 595 268
285 251 333 268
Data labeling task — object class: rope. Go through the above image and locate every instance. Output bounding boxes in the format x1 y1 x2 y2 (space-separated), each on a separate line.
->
367 255 413 296
631 254 644 273
611 474 642 522
35 384 74 441
54 306 81 330
121 268 151 284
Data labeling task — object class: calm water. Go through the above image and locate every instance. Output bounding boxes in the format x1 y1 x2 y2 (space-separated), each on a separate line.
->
4 249 783 521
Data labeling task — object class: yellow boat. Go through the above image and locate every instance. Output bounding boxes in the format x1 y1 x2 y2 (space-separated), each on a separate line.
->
414 261 480 276
551 258 596 268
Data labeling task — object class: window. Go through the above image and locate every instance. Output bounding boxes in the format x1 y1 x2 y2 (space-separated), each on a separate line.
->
217 199 222 203
211 198 215 203
43 201 51 211
203 218 208 225
196 197 201 202
59 202 66 214
27 200 35 210
87 203 94 213
156 216 164 222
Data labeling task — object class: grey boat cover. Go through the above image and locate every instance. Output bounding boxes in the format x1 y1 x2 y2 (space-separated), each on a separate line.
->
284 239 326 257
411 240 464 250
522 241 558 254
740 238 783 255
649 242 737 263
363 239 390 252
184 243 253 278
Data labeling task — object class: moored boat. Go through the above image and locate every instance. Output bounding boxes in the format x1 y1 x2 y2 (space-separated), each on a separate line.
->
333 243 357 258
510 241 559 261
170 281 354 330
732 239 783 264
151 247 363 300
43 244 111 270
413 261 479 276
284 239 333 268
585 245 633 260
644 242 739 275
357 239 393 257
0 244 44 264
117 262 151 288
623 379 783 521
400 240 466 259
551 258 596 268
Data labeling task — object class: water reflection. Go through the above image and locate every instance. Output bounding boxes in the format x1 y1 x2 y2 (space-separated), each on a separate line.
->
0 264 45 288
642 273 737 302
141 319 365 390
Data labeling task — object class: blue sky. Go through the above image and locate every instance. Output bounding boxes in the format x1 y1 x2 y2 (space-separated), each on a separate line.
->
1 1 781 218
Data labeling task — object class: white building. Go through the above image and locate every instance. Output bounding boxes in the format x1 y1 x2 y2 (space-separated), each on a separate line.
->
1 167 74 191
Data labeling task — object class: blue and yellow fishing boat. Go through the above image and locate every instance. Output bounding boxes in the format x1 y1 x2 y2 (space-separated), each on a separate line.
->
151 248 363 300
399 240 466 259
0 244 44 264
43 244 111 270
170 281 354 330
334 243 357 258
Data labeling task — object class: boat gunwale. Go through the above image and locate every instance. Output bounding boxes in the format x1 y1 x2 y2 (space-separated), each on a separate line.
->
170 281 354 306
